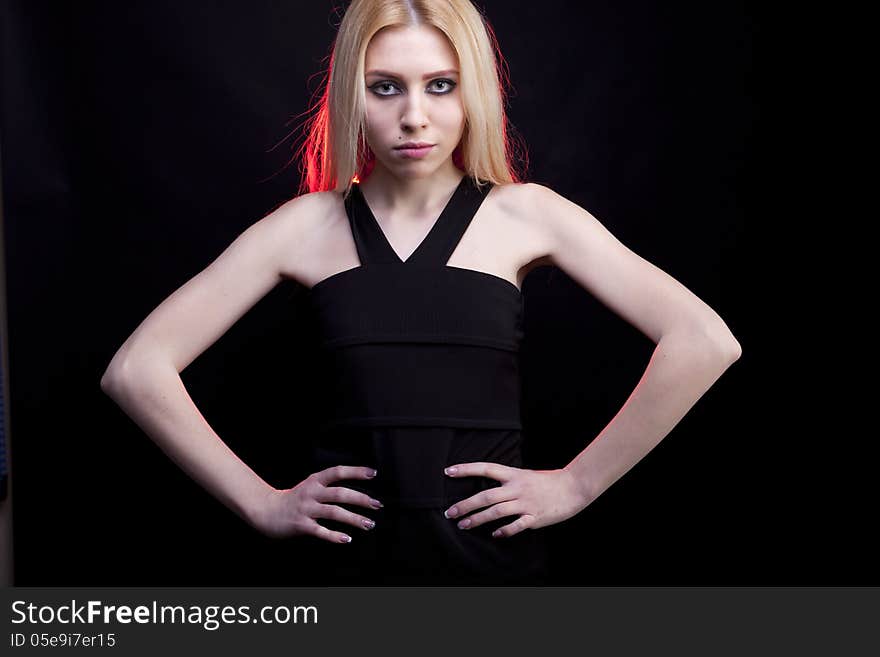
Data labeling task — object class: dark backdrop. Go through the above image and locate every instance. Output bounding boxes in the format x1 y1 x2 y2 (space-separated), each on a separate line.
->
2 1 839 586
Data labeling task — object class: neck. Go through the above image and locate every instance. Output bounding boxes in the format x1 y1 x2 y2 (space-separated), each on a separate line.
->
359 165 465 220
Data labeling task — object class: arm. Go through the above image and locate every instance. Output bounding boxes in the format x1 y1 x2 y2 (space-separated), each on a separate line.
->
527 183 742 506
101 358 275 530
101 192 324 531
564 328 737 506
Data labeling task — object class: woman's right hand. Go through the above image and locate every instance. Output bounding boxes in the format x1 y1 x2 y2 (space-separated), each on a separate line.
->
255 466 383 543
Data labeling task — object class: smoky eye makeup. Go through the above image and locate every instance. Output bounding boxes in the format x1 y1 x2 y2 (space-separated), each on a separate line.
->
367 78 458 97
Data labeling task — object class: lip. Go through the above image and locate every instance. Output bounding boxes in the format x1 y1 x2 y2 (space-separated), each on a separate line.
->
394 144 434 159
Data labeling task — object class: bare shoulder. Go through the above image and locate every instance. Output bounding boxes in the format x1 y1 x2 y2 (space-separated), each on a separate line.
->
510 181 567 229
265 190 336 241
269 190 347 285
492 181 556 274
509 182 602 267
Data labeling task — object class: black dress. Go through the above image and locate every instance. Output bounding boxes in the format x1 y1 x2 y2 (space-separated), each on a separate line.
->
303 174 549 585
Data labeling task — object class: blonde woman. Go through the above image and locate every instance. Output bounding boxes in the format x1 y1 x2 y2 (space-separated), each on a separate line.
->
101 0 741 585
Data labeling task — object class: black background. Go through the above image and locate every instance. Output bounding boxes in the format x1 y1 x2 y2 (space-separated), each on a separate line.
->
2 1 856 586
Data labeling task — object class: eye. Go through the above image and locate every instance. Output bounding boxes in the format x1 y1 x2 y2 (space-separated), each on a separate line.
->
432 79 456 93
369 79 457 97
371 81 399 96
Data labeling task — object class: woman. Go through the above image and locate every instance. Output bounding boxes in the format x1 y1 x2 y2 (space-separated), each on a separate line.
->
101 0 741 585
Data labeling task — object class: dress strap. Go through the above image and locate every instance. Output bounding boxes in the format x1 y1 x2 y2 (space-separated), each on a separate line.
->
344 176 494 266
344 186 394 266
409 176 494 267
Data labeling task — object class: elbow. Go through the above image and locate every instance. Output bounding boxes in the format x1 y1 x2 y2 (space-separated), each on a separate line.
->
713 332 742 365
100 364 124 396
100 350 137 395
100 347 174 395
727 337 743 362
676 323 742 365
714 321 743 363
697 317 743 365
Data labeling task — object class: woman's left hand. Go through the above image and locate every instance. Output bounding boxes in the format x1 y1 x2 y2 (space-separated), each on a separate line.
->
442 464 592 538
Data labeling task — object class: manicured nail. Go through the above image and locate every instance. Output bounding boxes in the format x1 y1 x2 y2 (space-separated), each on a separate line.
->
368 469 378 477
458 519 471 529
444 507 458 518
362 519 375 529
370 498 384 508
492 530 502 538
340 535 352 543
444 467 458 475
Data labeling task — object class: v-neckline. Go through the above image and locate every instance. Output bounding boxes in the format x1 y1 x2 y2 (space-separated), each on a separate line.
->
354 175 469 265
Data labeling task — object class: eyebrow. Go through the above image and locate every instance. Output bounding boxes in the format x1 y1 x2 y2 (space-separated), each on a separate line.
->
365 68 459 79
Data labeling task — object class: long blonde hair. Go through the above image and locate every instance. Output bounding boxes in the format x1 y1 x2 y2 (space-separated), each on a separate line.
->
296 0 527 199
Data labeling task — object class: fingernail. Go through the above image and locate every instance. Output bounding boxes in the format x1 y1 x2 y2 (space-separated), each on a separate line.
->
340 535 352 543
362 519 375 529
370 498 384 508
444 467 458 475
368 469 378 477
444 507 458 518
457 518 471 529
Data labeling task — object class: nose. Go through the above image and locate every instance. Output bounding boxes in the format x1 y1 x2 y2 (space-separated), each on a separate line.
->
400 93 429 130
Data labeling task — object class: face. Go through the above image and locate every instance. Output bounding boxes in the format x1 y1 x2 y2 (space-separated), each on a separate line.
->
362 25 465 179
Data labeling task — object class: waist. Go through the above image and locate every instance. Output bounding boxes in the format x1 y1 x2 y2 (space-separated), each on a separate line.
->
313 425 525 508
320 341 523 430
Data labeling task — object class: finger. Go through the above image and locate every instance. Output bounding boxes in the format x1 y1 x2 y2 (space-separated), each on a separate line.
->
444 462 515 482
444 486 512 519
454 501 523 530
316 485 384 510
309 521 355 545
313 503 378 532
315 465 378 485
490 514 536 539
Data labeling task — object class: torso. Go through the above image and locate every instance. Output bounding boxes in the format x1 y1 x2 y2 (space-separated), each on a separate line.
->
279 181 554 292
